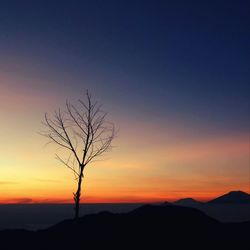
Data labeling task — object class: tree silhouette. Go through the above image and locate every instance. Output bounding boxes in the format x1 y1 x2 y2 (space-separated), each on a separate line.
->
41 91 115 219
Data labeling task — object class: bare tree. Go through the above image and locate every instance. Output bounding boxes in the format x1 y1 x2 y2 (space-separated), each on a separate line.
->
41 91 115 219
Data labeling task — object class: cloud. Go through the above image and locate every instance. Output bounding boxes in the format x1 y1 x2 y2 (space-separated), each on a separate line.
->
0 181 17 185
35 178 61 183
12 198 33 204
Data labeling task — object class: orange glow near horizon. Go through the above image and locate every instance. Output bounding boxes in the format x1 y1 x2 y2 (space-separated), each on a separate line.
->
0 74 249 204
0 128 249 204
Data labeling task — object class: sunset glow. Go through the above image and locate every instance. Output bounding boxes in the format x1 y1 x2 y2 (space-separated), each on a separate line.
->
0 1 249 204
0 80 249 203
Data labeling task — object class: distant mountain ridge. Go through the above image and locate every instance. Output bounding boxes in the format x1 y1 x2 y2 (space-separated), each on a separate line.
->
174 198 202 206
0 204 249 249
208 191 250 204
173 190 250 205
171 191 250 223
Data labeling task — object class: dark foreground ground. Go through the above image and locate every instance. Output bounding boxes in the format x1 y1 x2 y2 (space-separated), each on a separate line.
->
0 204 249 250
0 203 143 230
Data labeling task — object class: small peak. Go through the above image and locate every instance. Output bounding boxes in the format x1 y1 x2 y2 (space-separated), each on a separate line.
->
209 190 250 204
174 197 201 206
228 190 248 195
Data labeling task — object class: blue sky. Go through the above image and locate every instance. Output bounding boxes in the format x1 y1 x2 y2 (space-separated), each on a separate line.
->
0 1 249 134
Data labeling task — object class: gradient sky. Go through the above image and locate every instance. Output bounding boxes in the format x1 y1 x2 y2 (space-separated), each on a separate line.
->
0 0 249 203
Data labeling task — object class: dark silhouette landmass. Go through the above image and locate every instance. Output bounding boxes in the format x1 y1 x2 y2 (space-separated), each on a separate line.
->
173 191 250 205
174 197 203 206
208 190 250 204
0 204 249 250
171 191 250 222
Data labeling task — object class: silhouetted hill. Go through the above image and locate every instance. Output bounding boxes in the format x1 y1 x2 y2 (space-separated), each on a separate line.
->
0 204 249 250
208 191 250 204
174 198 202 206
167 191 250 222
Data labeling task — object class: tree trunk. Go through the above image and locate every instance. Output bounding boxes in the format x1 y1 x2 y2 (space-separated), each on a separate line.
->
74 166 84 220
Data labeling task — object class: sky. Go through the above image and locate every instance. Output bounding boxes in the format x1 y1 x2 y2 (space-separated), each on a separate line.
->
0 0 249 203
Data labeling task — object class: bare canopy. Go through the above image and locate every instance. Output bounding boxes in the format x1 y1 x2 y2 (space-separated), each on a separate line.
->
41 90 115 219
